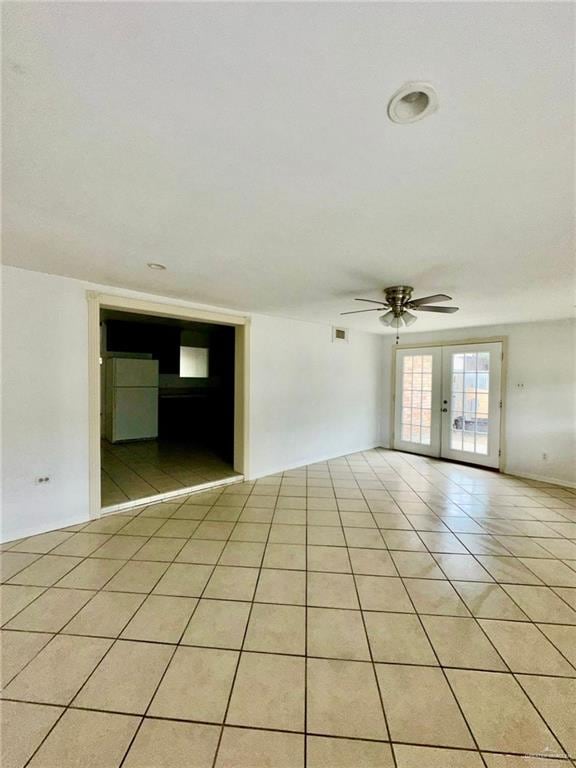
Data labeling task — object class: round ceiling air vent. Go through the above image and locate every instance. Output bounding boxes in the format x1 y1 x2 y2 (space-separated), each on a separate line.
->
388 82 438 124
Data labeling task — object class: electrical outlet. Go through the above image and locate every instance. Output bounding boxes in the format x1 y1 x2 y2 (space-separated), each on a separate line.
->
542 453 548 461
35 476 51 484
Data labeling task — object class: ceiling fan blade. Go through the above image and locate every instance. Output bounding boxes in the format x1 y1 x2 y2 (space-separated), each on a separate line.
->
408 294 452 307
354 298 389 305
414 305 459 313
340 307 386 315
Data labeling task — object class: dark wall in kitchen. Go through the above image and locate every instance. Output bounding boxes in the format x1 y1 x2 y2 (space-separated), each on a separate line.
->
105 319 235 463
106 320 184 374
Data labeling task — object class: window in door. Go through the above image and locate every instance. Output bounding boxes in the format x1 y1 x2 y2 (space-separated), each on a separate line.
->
449 351 490 455
400 354 434 445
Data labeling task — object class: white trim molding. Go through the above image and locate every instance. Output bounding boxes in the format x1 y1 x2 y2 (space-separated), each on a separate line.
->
101 474 245 516
87 291 250 520
505 472 576 490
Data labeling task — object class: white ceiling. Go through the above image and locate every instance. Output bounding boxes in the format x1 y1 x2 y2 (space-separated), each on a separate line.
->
3 2 574 334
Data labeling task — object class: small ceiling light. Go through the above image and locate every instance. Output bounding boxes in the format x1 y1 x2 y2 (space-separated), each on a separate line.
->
379 310 396 327
388 82 438 124
402 310 418 327
147 263 167 270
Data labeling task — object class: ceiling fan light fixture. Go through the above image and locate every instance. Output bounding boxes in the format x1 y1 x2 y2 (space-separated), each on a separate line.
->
343 285 459 335
402 310 418 327
379 310 396 327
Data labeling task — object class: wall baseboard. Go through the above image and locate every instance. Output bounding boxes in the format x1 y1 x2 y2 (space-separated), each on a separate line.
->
1 514 92 546
1 476 245 545
247 443 382 481
378 447 575 490
504 470 576 490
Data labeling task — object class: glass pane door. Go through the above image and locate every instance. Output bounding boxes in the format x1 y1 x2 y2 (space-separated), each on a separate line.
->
394 347 442 457
441 342 502 468
393 342 503 468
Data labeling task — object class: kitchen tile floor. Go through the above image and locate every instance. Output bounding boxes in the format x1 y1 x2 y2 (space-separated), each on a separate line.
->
2 448 576 767
101 439 239 507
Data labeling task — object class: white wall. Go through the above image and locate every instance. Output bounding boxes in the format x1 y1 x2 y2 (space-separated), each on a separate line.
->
249 315 383 478
1 266 384 542
2 268 91 541
381 320 576 487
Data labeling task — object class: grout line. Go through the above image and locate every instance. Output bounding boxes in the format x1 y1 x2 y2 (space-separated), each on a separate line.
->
115 487 250 766
116 544 227 766
100 439 240 509
208 483 277 768
19 565 163 768
510 672 575 761
2 696 572 761
333 457 399 768
101 440 230 501
359 453 494 768
101 474 243 516
2 447 575 766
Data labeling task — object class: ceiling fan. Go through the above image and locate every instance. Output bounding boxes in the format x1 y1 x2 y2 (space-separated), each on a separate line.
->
341 285 459 333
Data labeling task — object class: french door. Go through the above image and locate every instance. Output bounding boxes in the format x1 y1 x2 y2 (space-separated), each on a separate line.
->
394 342 502 468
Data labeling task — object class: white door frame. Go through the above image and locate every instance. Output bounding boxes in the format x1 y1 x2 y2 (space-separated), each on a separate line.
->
87 291 250 519
390 336 508 471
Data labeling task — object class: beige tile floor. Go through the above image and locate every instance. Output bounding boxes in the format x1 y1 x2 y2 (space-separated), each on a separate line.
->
2 448 576 767
101 439 239 507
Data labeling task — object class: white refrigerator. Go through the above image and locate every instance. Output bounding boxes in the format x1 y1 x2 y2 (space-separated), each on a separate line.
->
105 358 159 443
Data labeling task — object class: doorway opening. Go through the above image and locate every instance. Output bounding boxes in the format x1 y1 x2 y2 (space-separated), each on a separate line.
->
100 309 239 507
393 341 504 469
88 293 249 516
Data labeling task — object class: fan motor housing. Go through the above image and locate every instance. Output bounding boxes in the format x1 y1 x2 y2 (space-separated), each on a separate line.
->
384 285 413 314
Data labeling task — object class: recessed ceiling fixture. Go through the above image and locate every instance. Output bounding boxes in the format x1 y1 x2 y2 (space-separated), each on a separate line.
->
388 82 438 124
341 285 459 343
147 262 167 270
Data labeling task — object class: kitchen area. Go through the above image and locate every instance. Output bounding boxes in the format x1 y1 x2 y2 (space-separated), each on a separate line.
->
100 309 238 507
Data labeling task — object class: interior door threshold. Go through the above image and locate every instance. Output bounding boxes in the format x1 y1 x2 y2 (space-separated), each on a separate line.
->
101 474 245 516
